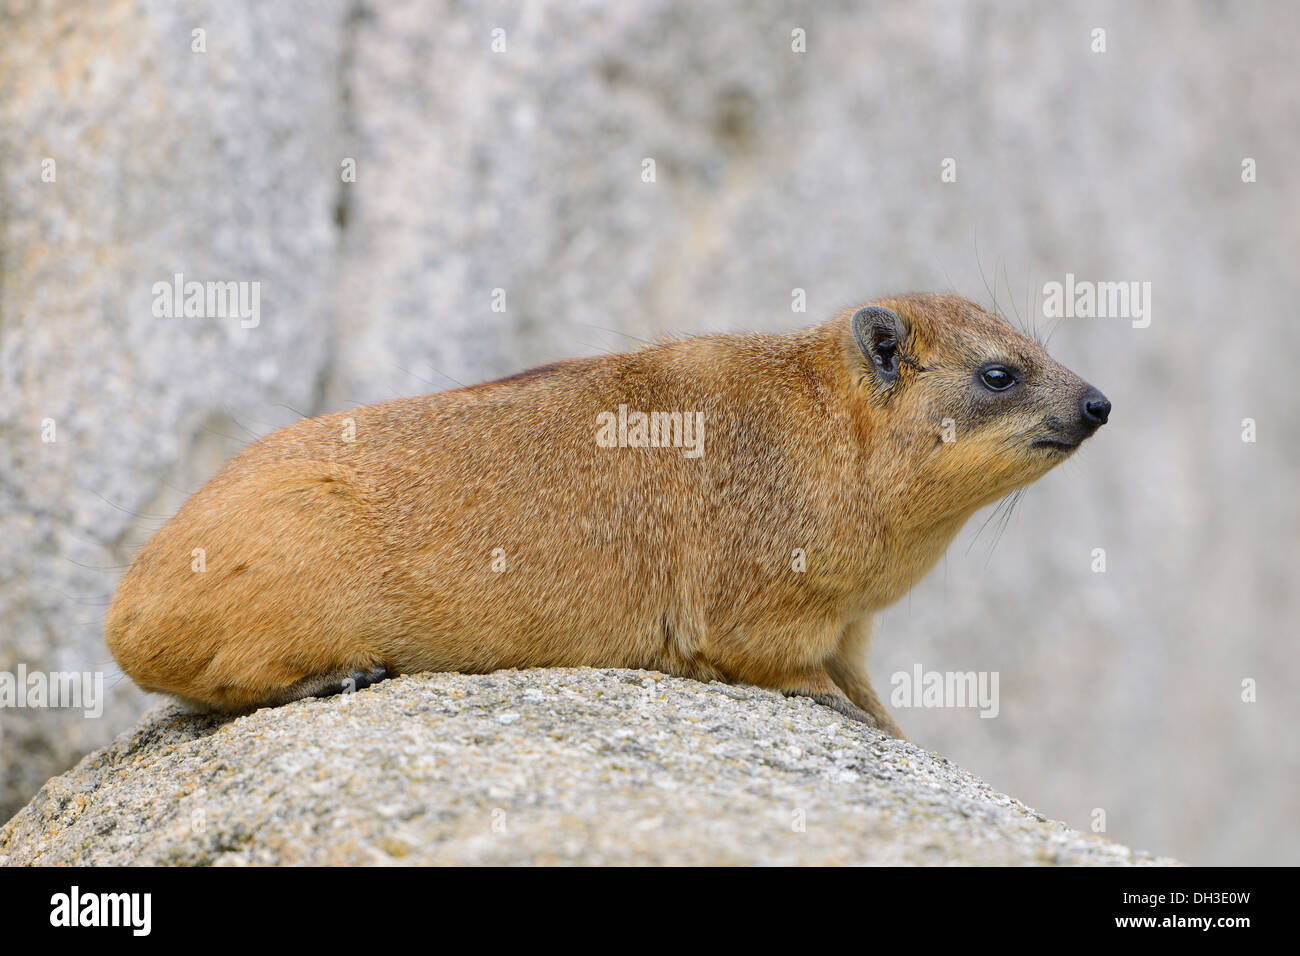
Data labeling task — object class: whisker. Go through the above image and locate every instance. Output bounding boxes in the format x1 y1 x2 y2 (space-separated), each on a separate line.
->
967 490 1016 556
199 424 252 446
272 401 313 419
394 363 466 390
985 488 1026 566
582 324 652 346
61 557 130 571
974 229 1000 321
574 340 619 356
91 491 171 520
220 404 266 441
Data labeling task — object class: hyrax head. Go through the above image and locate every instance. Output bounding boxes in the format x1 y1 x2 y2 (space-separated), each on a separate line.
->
846 293 1110 519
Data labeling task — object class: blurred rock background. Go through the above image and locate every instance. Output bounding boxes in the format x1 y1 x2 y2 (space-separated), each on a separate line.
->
1 0 1295 864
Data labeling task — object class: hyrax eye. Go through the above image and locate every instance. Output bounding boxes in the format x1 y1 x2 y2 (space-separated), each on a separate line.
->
979 366 1016 391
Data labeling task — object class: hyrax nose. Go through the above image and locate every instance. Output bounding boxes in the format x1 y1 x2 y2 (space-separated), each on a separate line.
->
1080 388 1112 428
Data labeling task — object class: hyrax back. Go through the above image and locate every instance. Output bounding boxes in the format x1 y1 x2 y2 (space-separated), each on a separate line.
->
106 294 1109 732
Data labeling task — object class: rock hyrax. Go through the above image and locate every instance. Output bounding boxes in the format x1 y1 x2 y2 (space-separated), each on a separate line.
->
106 293 1110 735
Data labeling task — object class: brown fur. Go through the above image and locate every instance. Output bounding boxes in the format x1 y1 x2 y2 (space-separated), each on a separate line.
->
105 294 1107 734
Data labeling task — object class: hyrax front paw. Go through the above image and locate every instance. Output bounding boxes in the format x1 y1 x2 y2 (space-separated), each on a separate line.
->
787 689 904 738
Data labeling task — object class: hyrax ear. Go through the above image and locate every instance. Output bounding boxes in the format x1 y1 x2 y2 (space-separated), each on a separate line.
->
852 306 909 385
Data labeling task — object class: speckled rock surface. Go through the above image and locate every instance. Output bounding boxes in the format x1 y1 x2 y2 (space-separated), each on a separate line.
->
0 669 1177 866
